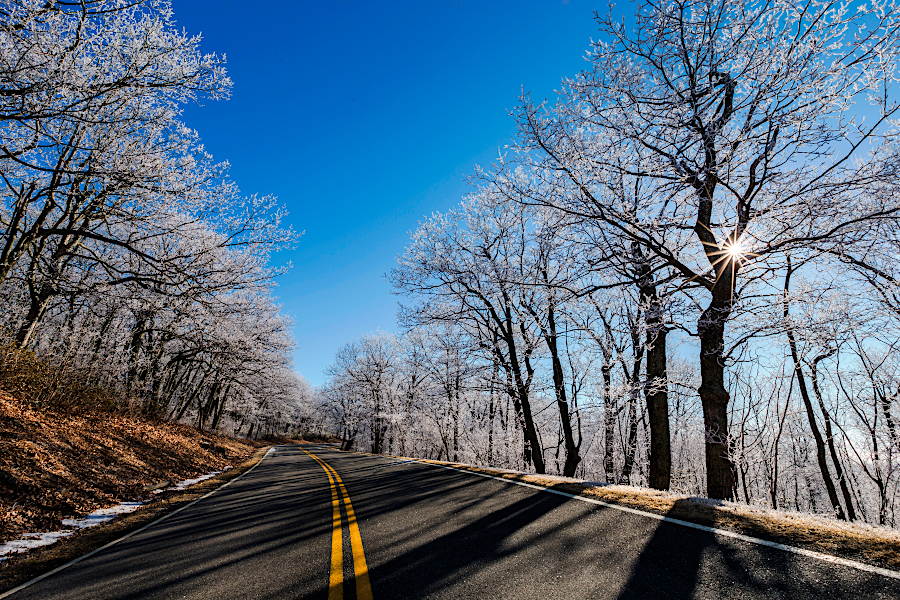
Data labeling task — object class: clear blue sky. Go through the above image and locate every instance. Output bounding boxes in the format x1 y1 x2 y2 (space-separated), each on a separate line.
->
170 1 606 386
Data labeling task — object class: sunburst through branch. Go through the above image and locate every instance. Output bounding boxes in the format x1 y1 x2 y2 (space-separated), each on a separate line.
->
701 232 760 297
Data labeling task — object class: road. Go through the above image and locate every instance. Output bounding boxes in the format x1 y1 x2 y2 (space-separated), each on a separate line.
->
4 445 900 599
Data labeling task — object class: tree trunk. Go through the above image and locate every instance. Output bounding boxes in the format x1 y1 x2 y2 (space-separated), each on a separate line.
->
644 322 671 490
210 383 232 431
697 294 736 500
602 359 615 483
543 304 581 477
810 357 857 521
639 273 671 490
619 388 639 483
175 370 207 422
15 281 55 348
452 374 460 462
783 260 846 519
499 331 544 473
125 312 150 394
487 360 497 465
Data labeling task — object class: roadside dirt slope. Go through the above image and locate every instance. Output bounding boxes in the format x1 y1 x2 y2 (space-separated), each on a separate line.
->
0 391 262 543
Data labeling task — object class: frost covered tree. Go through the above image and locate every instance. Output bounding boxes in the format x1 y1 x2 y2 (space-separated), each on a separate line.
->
0 0 232 290
391 192 550 472
0 0 306 438
513 0 900 499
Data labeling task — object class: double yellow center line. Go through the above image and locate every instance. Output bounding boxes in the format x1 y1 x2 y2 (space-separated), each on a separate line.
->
301 448 373 600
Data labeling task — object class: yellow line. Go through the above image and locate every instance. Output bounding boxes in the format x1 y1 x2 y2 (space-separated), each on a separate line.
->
305 449 343 600
326 465 343 600
302 448 373 600
335 476 373 600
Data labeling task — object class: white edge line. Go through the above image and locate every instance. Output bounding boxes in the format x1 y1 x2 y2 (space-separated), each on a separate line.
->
0 446 277 599
402 457 900 581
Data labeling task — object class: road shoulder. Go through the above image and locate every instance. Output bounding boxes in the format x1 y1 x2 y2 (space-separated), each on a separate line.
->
0 446 272 595
360 451 900 575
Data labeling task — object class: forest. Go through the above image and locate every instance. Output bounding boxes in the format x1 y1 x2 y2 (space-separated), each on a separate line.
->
6 0 900 534
320 0 900 529
0 0 312 439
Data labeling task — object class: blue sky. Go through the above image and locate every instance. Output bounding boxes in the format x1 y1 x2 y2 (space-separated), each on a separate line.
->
170 1 605 386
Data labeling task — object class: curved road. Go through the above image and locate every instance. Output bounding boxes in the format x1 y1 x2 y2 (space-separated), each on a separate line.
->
5 445 899 599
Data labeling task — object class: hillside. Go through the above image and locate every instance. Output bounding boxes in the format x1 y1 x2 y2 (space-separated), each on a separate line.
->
0 391 264 545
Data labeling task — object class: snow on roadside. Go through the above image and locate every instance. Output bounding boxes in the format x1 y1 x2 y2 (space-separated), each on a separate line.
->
0 501 143 559
150 466 233 494
61 502 144 529
0 530 75 559
0 465 232 559
171 467 229 491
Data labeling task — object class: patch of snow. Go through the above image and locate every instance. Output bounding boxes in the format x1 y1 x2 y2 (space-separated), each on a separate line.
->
0 501 143 559
0 530 74 558
61 502 143 529
172 471 222 490
151 466 231 494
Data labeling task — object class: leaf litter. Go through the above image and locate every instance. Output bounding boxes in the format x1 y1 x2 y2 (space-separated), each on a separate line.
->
0 391 263 554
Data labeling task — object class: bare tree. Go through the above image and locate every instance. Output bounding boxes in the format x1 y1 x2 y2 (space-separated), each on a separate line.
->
514 0 900 498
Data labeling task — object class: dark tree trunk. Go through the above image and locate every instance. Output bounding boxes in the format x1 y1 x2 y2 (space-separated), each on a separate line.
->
197 378 222 431
452 374 460 462
689 86 739 500
511 371 544 473
14 235 77 349
210 383 231 431
542 303 581 477
619 388 639 483
697 294 736 500
499 326 544 474
635 253 671 490
810 358 857 521
15 281 55 348
601 345 615 482
644 321 671 490
175 370 207 422
125 312 151 393
619 313 645 484
487 358 497 464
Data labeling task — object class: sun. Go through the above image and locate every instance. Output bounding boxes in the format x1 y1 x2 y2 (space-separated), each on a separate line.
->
722 236 747 262
704 233 758 274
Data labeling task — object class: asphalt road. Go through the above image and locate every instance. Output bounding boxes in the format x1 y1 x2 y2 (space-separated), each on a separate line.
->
5 445 900 599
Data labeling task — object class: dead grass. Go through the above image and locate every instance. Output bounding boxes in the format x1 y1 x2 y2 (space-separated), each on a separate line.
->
0 390 264 543
0 446 272 594
394 456 900 571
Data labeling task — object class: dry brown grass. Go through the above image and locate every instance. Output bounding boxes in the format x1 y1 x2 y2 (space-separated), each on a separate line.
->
0 446 271 594
0 390 264 543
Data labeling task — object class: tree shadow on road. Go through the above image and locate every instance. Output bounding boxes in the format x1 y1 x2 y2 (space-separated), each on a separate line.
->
613 498 897 600
363 481 583 599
